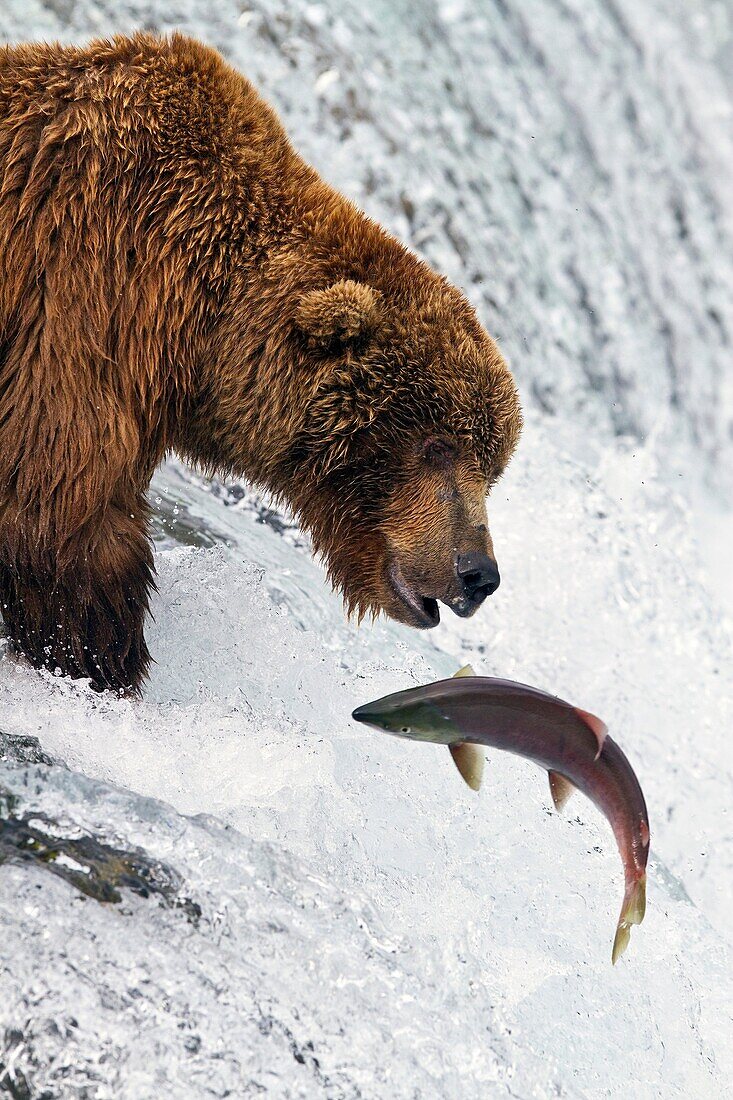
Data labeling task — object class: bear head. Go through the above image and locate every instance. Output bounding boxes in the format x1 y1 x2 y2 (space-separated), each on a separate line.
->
283 269 522 630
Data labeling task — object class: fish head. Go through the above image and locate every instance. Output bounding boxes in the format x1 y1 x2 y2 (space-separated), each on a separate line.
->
352 688 459 744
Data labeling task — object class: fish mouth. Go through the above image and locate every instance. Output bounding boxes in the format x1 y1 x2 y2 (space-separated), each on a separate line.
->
388 561 440 628
351 702 381 726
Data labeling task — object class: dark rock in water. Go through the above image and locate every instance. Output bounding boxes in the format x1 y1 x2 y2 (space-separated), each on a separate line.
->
0 731 55 767
0 786 201 921
149 490 223 549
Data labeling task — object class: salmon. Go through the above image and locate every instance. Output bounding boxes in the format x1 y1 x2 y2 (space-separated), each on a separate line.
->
352 671 650 963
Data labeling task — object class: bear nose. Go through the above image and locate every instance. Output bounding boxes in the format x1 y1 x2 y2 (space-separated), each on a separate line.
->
455 552 500 602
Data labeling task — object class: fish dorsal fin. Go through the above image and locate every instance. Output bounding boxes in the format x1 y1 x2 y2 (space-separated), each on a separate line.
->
548 770 576 811
453 664 476 678
449 742 484 791
575 707 607 759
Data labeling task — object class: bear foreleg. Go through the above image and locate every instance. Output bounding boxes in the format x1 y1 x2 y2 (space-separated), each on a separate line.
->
0 499 154 694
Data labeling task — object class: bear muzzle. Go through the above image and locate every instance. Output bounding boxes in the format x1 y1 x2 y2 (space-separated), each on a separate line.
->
386 551 500 628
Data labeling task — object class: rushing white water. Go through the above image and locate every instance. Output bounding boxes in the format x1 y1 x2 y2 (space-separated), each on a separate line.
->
1 2 732 1098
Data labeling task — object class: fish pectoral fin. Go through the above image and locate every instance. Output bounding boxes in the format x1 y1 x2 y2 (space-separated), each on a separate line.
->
449 742 484 791
453 664 476 678
574 706 608 760
548 770 576 811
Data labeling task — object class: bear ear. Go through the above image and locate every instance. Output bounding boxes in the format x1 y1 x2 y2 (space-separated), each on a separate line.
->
295 279 383 346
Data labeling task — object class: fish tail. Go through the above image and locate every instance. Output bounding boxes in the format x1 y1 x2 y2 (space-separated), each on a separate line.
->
611 873 647 965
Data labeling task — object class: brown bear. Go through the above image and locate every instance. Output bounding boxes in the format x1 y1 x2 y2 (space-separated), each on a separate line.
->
0 33 521 693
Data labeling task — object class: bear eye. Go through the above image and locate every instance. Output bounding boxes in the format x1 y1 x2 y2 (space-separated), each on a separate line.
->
423 437 457 464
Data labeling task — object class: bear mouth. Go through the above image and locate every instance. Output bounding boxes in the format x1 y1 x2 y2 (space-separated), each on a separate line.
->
388 562 440 628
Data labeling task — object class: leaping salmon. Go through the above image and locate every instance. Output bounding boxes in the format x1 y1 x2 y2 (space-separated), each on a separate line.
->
352 669 650 963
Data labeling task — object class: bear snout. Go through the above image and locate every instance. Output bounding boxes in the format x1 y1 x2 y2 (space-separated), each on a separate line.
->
454 552 500 607
384 547 501 630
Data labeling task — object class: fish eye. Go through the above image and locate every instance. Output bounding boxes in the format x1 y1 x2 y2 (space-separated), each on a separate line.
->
400 726 411 734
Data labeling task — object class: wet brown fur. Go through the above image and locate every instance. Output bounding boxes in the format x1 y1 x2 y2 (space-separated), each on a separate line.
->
0 33 521 692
